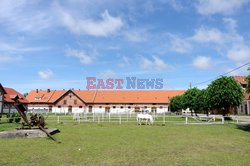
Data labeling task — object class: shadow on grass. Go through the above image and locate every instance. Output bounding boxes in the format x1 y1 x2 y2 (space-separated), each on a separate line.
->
237 124 250 132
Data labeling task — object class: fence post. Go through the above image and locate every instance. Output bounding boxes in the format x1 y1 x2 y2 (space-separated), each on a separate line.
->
127 111 129 122
109 113 110 122
119 114 121 124
222 116 224 124
93 112 95 122
98 117 100 124
236 117 239 124
57 116 60 124
185 116 188 124
163 113 166 125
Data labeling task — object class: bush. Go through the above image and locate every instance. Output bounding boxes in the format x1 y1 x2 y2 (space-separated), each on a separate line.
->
6 113 21 123
7 114 14 123
14 113 21 123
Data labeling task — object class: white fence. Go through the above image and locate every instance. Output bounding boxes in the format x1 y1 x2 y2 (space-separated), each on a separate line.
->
1 113 249 125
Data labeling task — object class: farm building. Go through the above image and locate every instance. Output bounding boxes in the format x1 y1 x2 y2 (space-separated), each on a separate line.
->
26 89 185 114
234 76 250 115
0 83 29 114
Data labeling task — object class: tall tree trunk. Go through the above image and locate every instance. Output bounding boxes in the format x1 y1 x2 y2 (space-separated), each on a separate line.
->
206 110 209 116
190 109 193 116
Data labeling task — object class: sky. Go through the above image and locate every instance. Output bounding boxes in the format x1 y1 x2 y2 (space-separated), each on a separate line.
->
0 0 250 93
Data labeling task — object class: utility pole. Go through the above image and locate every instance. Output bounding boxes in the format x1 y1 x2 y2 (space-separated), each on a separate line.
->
189 82 192 89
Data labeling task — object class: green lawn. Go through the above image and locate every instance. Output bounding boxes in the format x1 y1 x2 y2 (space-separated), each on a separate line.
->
0 121 250 166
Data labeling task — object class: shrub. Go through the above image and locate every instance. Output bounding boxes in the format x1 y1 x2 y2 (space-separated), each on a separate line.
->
7 114 14 123
14 113 21 123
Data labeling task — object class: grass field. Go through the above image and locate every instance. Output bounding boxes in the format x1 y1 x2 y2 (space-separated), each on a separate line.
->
0 119 250 166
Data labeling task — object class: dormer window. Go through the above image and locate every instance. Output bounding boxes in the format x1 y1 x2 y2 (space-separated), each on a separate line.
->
35 97 42 100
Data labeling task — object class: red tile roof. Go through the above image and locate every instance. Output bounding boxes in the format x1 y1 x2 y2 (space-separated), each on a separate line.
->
27 90 185 104
3 87 29 104
234 76 247 85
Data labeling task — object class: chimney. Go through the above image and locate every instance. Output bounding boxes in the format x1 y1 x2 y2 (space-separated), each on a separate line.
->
36 89 38 93
47 89 50 93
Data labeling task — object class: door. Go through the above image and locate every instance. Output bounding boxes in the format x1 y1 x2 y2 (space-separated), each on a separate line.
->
88 106 93 113
152 107 157 113
49 106 52 112
68 106 72 113
105 107 110 113
134 107 140 112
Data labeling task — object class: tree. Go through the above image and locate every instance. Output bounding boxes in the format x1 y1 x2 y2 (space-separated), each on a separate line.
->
182 88 201 116
206 76 244 116
246 75 250 93
194 89 209 116
170 95 184 112
246 67 250 93
23 93 28 97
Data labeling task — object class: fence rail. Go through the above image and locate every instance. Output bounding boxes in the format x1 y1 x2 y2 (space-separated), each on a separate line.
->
1 113 248 125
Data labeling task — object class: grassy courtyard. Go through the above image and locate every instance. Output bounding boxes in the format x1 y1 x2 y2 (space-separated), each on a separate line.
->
0 121 250 166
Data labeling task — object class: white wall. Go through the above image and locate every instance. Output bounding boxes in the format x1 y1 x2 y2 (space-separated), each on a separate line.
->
27 104 170 114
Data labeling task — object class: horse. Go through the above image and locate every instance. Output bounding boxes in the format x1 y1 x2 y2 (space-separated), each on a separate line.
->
137 113 154 125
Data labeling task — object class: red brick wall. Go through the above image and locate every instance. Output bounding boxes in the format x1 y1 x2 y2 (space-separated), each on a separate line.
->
55 92 85 107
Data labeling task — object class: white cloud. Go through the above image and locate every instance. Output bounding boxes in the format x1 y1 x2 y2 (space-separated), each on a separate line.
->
119 56 130 67
169 34 192 53
99 69 116 78
193 56 212 69
223 17 237 33
38 69 53 80
195 0 249 15
66 48 93 64
124 29 148 42
163 0 185 11
227 44 250 62
60 9 124 37
191 27 224 44
0 54 22 63
0 0 52 33
141 56 170 71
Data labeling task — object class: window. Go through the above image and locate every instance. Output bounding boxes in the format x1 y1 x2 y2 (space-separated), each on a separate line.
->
63 100 67 105
128 106 131 109
79 106 82 108
160 106 163 109
58 105 61 108
99 106 102 108
113 106 116 109
144 106 147 108
74 100 77 105
120 106 123 109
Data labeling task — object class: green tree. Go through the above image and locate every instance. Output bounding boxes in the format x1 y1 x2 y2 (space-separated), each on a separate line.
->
246 67 250 93
182 88 201 116
170 95 184 112
23 93 28 97
194 89 209 116
206 76 244 116
246 76 250 93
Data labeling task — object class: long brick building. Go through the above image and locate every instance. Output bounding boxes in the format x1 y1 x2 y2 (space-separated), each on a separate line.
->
26 90 185 114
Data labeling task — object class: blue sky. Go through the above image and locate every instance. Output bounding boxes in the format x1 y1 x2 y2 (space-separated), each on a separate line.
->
0 0 250 93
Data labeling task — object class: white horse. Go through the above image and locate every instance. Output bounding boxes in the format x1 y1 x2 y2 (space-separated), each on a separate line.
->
137 113 154 125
